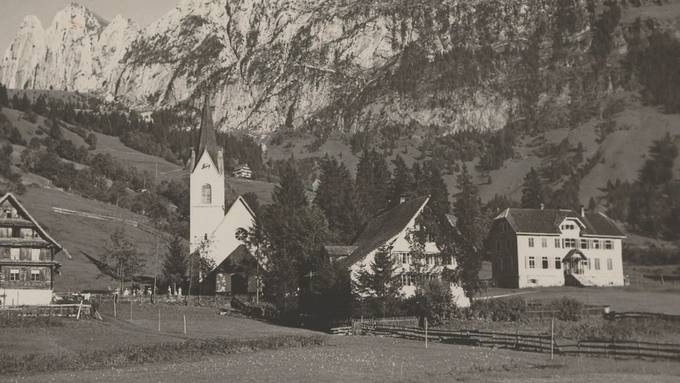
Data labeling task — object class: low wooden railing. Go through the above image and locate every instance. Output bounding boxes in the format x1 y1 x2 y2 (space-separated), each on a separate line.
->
359 324 680 361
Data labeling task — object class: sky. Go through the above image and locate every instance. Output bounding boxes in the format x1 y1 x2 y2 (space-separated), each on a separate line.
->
0 0 175 54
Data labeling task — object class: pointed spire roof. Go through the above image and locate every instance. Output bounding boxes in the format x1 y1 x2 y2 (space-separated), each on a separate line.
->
195 94 220 170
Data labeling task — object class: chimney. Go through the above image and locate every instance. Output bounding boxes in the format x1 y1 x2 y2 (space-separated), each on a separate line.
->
540 203 544 210
580 205 585 217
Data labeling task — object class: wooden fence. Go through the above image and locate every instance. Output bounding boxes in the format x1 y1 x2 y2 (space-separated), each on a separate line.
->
0 304 92 319
604 311 680 322
359 324 680 361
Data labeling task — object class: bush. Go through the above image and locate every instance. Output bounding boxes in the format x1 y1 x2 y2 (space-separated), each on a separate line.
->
403 280 459 326
550 297 583 321
470 297 527 321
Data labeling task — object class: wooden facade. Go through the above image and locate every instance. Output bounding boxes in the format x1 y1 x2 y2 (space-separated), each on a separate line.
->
0 193 62 306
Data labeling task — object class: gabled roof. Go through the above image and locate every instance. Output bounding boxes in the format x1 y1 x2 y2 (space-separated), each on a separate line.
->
0 193 63 250
495 208 625 238
194 94 220 172
340 196 430 268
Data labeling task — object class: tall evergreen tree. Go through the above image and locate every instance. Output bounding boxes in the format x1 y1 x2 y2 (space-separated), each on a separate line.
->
355 244 399 317
162 236 188 292
451 165 487 299
388 155 413 207
314 156 360 243
521 167 545 208
0 84 8 107
355 149 391 221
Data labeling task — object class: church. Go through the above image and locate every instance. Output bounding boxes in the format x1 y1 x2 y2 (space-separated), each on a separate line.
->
189 96 260 297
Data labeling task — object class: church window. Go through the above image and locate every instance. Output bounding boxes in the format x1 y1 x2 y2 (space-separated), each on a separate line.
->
201 184 212 204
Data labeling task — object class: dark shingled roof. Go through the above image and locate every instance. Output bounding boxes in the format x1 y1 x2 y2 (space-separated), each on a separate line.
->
194 94 220 171
340 196 430 268
497 208 625 237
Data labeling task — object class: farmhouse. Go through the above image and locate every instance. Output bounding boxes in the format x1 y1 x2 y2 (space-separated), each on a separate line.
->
328 196 470 308
189 96 259 297
0 193 63 306
488 207 626 288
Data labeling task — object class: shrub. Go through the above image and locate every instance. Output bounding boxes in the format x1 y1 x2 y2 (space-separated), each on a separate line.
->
550 297 583 321
403 280 459 326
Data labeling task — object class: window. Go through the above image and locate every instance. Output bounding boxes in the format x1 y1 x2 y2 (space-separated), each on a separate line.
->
201 184 212 204
594 258 600 270
0 228 10 237
442 255 452 265
542 256 549 269
604 240 613 250
580 239 588 249
563 238 576 248
555 238 561 248
593 240 600 249
31 249 41 261
555 257 562 269
528 256 535 269
10 248 19 260
9 269 19 281
20 228 36 238
541 238 548 248
30 270 41 281
19 248 31 261
401 274 412 286
528 238 534 248
583 259 590 270
401 253 408 264
0 248 9 259
607 258 613 270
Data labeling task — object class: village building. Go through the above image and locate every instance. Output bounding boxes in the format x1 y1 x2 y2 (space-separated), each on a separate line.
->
488 207 626 288
0 193 63 306
189 96 259 297
232 164 253 179
327 196 470 308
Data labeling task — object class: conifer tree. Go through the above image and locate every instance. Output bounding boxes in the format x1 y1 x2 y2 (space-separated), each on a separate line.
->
355 244 399 317
388 155 413 207
521 167 545 208
314 156 360 243
451 164 486 299
355 149 391 221
0 84 8 107
162 236 188 292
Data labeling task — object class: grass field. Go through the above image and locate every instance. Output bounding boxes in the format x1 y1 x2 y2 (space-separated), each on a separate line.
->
6 335 680 383
480 285 680 315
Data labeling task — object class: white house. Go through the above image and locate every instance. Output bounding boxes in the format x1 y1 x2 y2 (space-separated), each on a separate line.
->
232 164 253 179
329 196 470 308
488 207 626 288
189 96 258 295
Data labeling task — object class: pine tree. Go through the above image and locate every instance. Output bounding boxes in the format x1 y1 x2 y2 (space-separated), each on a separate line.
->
314 156 360 243
162 236 187 292
102 228 145 292
521 167 545 208
355 149 391 221
388 155 413 207
355 244 399 317
0 84 8 107
451 165 487 299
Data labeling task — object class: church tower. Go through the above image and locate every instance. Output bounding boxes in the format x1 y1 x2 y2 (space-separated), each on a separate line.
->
189 95 225 255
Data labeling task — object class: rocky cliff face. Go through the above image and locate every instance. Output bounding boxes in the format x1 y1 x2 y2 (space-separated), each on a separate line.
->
2 0 677 138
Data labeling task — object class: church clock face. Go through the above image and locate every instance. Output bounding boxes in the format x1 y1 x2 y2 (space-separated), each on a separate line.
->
202 163 211 170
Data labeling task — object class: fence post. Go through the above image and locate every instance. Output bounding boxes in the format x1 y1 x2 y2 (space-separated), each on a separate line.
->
113 297 117 318
130 300 133 321
158 308 161 332
425 318 428 349
550 317 554 360
183 313 187 335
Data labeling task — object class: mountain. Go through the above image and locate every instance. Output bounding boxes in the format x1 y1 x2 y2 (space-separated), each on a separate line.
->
3 0 680 206
2 0 675 137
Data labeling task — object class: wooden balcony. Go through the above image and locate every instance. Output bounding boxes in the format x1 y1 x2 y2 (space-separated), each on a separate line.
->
0 217 34 227
0 238 51 248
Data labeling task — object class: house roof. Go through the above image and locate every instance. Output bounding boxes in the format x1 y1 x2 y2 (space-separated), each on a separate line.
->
496 208 625 237
0 193 63 250
194 94 220 172
340 196 430 268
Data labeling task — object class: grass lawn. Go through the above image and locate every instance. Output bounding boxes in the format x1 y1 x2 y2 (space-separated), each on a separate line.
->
6 336 680 383
1 303 318 358
479 285 680 315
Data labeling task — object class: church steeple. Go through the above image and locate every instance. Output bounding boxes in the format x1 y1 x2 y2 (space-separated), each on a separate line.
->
195 94 221 172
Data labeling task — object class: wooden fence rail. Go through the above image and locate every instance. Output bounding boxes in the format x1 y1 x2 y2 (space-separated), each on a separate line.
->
360 324 680 361
0 304 92 318
604 311 680 322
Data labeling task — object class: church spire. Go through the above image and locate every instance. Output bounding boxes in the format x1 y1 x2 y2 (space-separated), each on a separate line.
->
195 94 221 172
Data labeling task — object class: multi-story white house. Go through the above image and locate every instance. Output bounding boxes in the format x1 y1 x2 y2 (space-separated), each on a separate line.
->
488 207 626 288
327 196 470 307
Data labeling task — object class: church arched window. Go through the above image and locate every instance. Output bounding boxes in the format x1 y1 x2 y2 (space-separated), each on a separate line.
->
201 184 212 204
